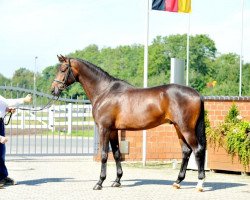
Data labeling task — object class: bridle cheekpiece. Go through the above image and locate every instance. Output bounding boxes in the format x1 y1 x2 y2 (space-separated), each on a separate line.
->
53 58 77 90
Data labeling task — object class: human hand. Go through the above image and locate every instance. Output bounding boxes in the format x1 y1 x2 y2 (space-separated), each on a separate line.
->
0 136 8 144
24 94 32 103
5 108 16 113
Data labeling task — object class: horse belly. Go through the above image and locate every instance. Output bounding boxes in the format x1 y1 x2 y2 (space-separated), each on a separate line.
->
115 111 166 130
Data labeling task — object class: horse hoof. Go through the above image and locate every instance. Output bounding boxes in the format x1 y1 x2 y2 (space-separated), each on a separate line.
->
93 184 102 190
196 187 204 192
111 182 121 187
172 183 181 189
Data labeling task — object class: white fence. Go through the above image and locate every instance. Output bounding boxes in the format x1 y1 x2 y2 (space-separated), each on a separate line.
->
7 104 94 133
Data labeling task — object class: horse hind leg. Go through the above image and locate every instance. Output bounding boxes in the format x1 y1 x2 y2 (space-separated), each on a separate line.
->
194 102 206 192
181 131 206 192
173 125 192 189
173 123 206 192
193 144 206 192
109 130 123 187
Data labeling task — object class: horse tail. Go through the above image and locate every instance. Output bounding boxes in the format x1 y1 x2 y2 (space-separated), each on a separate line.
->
195 96 206 148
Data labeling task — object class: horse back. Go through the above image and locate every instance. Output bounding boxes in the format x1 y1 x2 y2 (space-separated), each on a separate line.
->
93 82 202 130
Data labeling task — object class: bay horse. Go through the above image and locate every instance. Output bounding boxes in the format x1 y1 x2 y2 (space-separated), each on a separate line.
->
51 55 206 192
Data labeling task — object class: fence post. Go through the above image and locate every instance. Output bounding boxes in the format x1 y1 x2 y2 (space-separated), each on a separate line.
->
20 110 25 129
67 103 72 134
49 105 55 131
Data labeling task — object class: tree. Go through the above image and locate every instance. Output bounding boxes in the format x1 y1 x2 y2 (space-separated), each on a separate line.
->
148 36 170 86
69 44 101 64
152 34 217 92
203 53 240 95
36 65 57 93
12 68 33 88
164 34 187 59
0 73 10 86
242 63 250 96
190 34 216 75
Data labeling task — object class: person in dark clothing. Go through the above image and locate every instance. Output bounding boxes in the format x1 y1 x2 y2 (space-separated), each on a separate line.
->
0 94 32 188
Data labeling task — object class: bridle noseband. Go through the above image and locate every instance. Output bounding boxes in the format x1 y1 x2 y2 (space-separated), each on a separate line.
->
53 59 77 90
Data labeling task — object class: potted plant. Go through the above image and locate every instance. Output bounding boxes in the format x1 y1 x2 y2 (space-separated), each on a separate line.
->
206 103 250 173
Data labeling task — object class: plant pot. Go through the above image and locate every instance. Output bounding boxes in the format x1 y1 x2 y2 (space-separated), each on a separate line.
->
207 143 250 173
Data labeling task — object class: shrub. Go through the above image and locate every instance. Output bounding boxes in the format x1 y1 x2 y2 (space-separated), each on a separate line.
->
206 103 250 168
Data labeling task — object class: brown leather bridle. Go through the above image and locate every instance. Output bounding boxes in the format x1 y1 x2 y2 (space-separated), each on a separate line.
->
53 58 77 90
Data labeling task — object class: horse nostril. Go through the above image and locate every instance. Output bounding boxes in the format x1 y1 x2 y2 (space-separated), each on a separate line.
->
51 87 57 95
51 87 61 96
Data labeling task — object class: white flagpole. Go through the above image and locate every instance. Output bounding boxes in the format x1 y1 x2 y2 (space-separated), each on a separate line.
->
239 0 244 96
142 0 150 167
186 13 190 86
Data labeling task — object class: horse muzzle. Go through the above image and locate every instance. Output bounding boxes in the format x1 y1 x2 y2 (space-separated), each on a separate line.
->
51 86 62 96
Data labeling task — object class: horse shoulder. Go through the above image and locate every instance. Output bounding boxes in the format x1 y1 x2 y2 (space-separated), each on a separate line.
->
92 81 132 127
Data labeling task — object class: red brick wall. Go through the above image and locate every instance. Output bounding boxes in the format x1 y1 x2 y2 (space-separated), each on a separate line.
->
120 125 180 161
205 100 250 127
94 98 250 162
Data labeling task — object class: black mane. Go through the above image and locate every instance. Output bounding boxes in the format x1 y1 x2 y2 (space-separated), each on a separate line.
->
75 58 117 82
74 58 133 86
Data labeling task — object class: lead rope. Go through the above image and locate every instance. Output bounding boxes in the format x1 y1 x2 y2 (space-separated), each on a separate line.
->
4 112 13 126
4 95 59 125
18 95 59 111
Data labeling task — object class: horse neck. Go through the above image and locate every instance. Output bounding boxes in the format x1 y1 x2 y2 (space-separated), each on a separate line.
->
77 62 113 103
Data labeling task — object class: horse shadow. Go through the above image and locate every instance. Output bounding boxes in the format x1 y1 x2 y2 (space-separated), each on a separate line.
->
17 178 74 186
122 179 248 191
17 178 98 186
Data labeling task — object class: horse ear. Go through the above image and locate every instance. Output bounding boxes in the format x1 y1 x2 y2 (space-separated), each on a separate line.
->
57 55 67 63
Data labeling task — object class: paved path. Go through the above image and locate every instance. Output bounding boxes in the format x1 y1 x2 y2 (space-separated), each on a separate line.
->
1 156 250 200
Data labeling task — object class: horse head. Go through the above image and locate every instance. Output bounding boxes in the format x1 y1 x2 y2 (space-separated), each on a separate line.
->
51 55 78 96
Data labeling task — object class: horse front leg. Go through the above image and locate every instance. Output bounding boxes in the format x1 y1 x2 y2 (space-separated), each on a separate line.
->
93 127 110 190
109 130 123 187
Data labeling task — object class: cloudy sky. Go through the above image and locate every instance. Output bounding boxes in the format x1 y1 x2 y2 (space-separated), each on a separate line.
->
0 0 249 78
